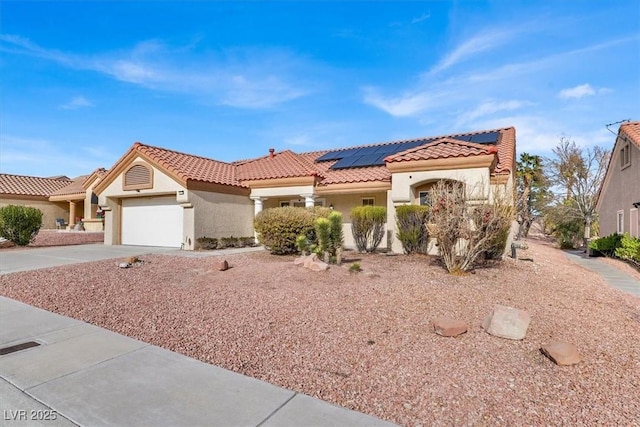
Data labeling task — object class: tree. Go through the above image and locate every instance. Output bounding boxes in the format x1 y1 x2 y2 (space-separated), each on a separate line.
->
516 153 548 237
546 137 609 247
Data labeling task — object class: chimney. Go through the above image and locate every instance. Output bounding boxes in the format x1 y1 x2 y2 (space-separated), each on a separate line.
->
269 148 275 158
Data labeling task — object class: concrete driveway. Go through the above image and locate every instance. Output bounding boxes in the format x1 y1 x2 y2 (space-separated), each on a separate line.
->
0 244 177 275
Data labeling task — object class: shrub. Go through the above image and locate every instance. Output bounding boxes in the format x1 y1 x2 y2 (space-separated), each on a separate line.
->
614 234 640 267
351 206 386 253
428 180 513 273
484 220 511 260
349 262 362 272
0 205 43 246
196 237 218 250
588 233 623 257
395 205 429 254
254 206 332 255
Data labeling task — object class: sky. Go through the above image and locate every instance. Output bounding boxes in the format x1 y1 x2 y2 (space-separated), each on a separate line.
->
1 0 639 178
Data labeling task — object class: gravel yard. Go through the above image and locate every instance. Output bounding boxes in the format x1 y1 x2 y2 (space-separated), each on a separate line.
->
0 230 104 249
1 241 639 426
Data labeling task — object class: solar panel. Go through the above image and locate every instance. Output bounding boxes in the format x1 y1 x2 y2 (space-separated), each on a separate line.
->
468 131 499 144
331 156 362 169
316 151 343 162
350 154 382 168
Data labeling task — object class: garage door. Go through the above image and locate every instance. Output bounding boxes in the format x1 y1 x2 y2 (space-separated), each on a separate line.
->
121 197 183 247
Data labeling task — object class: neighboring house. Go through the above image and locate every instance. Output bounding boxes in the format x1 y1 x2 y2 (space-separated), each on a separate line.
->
596 121 640 238
94 126 516 252
0 169 108 230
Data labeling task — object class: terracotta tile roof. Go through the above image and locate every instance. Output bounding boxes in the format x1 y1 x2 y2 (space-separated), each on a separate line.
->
237 150 319 181
0 174 72 197
494 127 516 175
384 138 498 163
50 175 90 197
620 121 640 148
133 143 243 187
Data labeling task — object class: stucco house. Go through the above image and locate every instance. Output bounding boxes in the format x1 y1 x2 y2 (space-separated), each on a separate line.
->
0 169 107 230
94 126 516 253
596 121 640 237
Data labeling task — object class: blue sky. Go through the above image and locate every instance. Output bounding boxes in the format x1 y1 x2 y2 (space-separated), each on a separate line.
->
1 1 638 178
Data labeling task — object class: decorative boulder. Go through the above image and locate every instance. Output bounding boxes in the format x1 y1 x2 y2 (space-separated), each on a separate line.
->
126 256 140 264
216 259 229 271
118 262 131 269
433 316 468 337
482 304 531 340
308 260 329 271
303 254 319 268
540 341 581 366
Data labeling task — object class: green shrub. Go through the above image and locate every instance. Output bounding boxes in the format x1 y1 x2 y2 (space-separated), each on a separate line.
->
484 220 511 260
614 234 640 267
254 207 332 255
0 205 43 246
350 206 386 253
349 262 362 272
196 236 256 250
395 205 429 254
588 233 623 257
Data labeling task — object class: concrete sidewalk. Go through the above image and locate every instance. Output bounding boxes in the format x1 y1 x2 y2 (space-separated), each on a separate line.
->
0 297 395 426
565 250 640 297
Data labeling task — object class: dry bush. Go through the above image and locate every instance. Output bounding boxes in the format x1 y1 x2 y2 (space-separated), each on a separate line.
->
428 180 513 273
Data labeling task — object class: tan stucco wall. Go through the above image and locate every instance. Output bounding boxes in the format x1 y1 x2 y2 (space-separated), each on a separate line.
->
597 142 640 236
0 196 68 229
191 190 254 241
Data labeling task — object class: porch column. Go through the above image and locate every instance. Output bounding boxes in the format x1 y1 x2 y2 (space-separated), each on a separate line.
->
69 201 77 229
250 196 266 243
301 194 315 208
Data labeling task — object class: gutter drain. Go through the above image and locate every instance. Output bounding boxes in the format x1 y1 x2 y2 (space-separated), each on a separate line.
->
0 341 41 356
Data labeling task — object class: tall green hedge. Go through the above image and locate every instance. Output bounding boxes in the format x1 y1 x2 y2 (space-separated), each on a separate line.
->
350 206 386 252
254 206 332 254
395 205 429 254
0 205 43 246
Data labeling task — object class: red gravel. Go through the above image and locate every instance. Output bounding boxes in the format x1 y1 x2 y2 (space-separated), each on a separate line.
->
1 241 639 426
0 230 104 249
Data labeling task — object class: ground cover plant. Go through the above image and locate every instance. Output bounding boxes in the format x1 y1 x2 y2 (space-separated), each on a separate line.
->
1 240 638 426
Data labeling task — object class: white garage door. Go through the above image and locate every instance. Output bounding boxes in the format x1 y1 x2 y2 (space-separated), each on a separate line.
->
121 197 183 247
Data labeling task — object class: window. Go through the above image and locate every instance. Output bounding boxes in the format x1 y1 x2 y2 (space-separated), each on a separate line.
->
280 201 290 207
419 191 431 206
281 198 324 208
617 210 624 234
362 197 375 206
620 141 631 169
123 163 153 190
630 208 639 238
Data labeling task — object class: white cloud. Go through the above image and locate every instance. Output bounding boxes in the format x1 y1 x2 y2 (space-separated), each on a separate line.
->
463 100 533 122
363 87 435 117
428 30 515 75
559 83 596 99
60 96 94 110
0 35 311 109
411 12 431 24
283 134 311 146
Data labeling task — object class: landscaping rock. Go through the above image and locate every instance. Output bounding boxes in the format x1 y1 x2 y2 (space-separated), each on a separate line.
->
216 259 229 271
433 316 468 337
540 341 582 366
303 254 319 268
482 304 531 340
293 256 307 266
308 260 329 271
118 262 130 269
126 256 139 264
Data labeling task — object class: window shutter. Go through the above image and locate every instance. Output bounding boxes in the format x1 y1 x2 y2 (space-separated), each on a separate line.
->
123 164 153 190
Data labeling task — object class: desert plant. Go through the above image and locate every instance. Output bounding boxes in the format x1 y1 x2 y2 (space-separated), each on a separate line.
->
428 180 513 274
395 205 429 254
351 206 386 252
349 262 362 272
0 205 43 246
313 211 344 263
295 234 310 255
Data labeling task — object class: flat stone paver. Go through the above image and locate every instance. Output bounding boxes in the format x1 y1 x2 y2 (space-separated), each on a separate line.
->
565 250 640 297
0 297 396 426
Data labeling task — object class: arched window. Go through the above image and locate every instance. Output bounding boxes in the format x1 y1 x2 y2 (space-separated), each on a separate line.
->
123 163 153 190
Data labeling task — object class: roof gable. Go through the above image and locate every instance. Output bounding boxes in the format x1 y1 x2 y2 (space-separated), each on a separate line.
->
94 143 243 194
